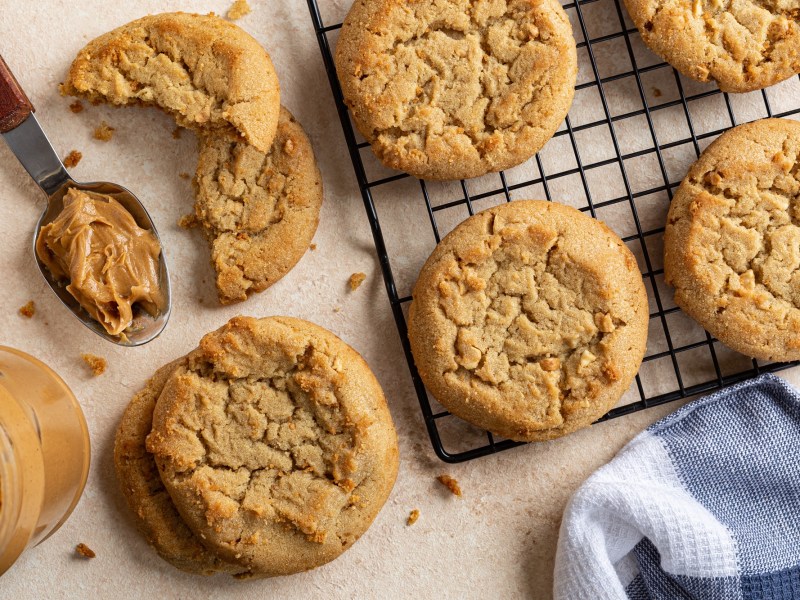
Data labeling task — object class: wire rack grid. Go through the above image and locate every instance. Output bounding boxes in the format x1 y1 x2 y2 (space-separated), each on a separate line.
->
307 0 800 463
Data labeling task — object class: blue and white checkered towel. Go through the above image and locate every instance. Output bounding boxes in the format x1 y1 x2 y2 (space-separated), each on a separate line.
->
554 374 800 600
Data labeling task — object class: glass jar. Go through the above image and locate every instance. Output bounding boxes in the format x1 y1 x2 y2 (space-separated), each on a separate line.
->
0 346 90 576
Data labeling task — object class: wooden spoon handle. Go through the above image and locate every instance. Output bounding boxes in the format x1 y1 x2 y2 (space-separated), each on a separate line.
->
0 54 33 133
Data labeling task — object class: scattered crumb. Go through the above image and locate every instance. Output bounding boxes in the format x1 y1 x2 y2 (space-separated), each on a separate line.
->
68 100 84 114
93 121 115 142
407 509 420 526
178 213 199 229
349 272 366 291
18 301 35 319
227 0 251 20
63 150 82 168
179 172 191 180
652 87 662 98
75 543 95 559
309 243 317 251
81 354 107 377
172 126 183 139
333 306 341 313
437 475 462 497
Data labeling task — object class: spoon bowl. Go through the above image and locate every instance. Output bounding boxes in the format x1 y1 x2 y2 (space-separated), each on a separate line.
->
0 56 171 346
34 179 172 347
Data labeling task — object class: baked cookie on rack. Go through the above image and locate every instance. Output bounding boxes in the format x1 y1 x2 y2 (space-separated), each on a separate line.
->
146 316 399 577
194 107 323 304
334 0 577 181
623 0 800 93
61 12 280 152
407 200 649 441
664 118 800 361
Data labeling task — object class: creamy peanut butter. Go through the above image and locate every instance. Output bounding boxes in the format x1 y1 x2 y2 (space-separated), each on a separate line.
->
35 188 164 336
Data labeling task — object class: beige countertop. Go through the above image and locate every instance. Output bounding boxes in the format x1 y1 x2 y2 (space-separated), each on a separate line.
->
1 1 799 598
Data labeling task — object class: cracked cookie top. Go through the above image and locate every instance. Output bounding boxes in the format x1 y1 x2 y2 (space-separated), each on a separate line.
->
146 316 398 576
114 360 247 576
61 12 280 152
334 0 577 180
408 200 649 442
664 118 800 361
623 0 800 92
194 107 323 304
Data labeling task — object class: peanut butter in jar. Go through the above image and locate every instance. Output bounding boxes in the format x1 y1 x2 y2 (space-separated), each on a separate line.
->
0 347 90 576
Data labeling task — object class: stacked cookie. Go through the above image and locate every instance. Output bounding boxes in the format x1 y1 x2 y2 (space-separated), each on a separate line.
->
61 12 322 304
334 0 578 181
114 316 399 577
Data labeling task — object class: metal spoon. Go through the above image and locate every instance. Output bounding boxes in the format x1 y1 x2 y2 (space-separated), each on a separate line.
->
0 55 171 346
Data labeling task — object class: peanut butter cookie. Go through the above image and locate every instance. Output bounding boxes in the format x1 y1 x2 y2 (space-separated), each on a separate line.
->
623 0 800 93
194 108 323 304
664 118 800 361
114 360 247 576
61 12 280 152
408 200 649 441
146 316 399 576
335 0 577 181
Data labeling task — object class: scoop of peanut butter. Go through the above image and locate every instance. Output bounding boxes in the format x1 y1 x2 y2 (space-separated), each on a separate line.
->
36 188 164 336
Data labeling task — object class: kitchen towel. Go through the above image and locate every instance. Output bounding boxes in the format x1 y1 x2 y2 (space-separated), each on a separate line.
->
554 374 800 600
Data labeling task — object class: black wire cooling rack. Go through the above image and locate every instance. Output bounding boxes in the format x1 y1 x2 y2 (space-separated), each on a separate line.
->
307 0 800 463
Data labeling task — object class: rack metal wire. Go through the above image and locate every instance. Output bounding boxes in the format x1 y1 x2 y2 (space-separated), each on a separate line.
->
307 0 800 462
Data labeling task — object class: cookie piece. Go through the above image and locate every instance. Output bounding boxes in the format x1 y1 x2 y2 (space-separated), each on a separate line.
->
194 108 323 304
114 360 246 576
664 118 800 361
623 0 800 93
335 0 577 180
146 316 399 576
408 200 649 441
61 12 280 152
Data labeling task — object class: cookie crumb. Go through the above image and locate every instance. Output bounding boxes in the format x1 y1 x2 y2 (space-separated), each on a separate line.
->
437 475 462 497
227 0 251 20
348 272 366 291
18 301 35 319
179 172 191 180
81 354 107 376
172 126 183 139
69 100 84 114
93 121 115 142
333 306 341 313
652 87 662 98
75 543 95 559
178 213 199 229
309 243 317 251
63 150 82 168
407 509 420 526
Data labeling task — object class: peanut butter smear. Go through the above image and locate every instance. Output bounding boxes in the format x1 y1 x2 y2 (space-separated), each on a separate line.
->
35 188 164 336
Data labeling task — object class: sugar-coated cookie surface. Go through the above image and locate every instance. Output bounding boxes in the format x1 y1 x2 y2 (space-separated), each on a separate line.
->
146 316 399 576
623 0 800 93
114 360 247 577
194 108 323 304
61 12 280 152
335 0 577 181
408 200 649 441
664 118 800 361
